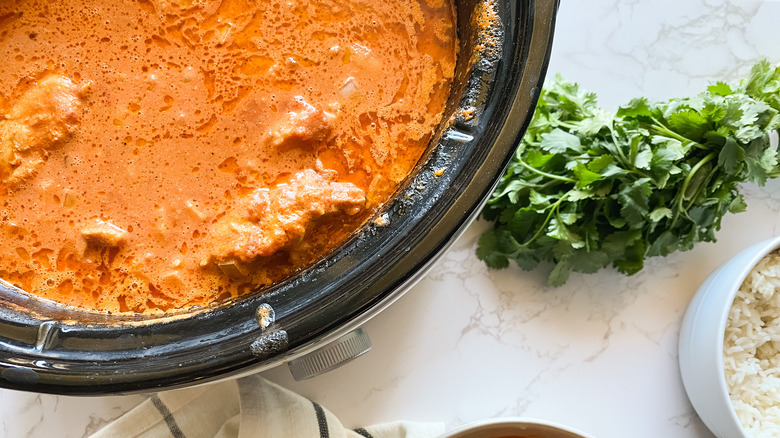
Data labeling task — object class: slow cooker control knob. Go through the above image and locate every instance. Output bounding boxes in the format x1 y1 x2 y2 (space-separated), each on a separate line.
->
287 327 372 380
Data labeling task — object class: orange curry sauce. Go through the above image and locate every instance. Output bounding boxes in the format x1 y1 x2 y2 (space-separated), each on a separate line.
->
0 0 457 313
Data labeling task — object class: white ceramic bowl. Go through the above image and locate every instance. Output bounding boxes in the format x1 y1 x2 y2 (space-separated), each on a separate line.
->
438 417 595 438
679 235 780 438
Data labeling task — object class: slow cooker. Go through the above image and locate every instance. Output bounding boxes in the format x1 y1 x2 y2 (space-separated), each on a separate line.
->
0 0 559 394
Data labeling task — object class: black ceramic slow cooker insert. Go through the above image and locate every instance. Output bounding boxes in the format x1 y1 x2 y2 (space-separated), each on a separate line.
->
0 0 560 394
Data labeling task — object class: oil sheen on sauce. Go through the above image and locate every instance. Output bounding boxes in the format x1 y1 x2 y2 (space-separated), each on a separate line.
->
0 0 457 314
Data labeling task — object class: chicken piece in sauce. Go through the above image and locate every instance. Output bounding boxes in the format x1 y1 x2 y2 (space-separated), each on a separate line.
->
269 97 336 151
0 74 85 185
207 168 366 268
81 219 128 247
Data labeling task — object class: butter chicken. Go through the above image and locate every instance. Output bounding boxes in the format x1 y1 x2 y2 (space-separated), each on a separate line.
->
0 0 457 313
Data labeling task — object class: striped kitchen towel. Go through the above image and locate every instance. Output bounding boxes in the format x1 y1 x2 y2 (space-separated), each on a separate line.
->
90 375 445 438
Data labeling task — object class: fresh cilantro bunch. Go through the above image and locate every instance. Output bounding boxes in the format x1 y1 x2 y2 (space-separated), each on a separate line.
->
478 60 780 286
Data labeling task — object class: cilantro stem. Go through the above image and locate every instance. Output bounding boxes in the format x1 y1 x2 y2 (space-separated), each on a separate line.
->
518 160 577 183
521 193 570 246
609 130 630 165
607 130 652 179
685 160 719 212
557 121 580 130
671 152 716 228
646 118 709 151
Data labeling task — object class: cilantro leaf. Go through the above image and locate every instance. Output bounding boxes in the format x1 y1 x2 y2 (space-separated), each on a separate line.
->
708 82 733 96
540 129 582 153
718 138 745 174
617 98 653 120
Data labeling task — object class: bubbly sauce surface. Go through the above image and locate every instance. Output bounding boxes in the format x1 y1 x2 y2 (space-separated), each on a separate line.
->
0 0 457 313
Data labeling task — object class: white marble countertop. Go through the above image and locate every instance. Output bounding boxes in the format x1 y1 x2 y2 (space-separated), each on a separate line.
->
3 0 780 437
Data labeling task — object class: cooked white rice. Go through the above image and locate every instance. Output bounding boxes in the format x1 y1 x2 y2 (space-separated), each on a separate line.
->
725 250 780 437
